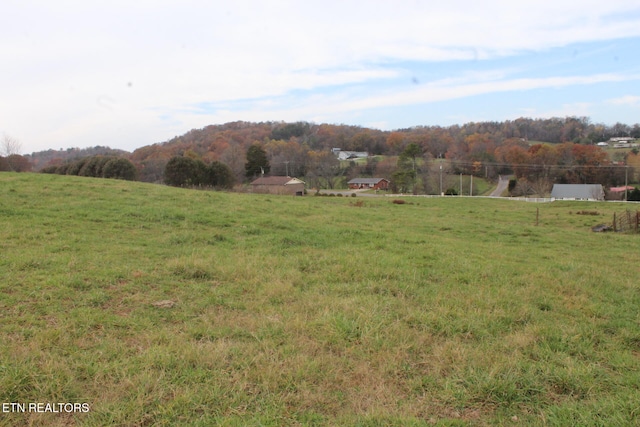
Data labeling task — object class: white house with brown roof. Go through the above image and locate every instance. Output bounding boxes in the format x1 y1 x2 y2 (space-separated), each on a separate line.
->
250 176 305 195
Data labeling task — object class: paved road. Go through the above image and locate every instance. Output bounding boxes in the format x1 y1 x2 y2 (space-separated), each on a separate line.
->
489 175 510 197
316 176 512 198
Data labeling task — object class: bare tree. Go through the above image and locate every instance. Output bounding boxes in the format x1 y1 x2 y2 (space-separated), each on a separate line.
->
530 177 553 198
307 150 342 189
2 134 22 157
220 141 246 183
2 134 26 172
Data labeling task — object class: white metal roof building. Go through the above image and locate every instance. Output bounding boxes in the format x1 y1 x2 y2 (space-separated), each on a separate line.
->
551 184 605 201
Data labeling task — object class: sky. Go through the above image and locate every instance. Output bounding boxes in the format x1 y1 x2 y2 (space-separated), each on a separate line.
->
3 0 640 155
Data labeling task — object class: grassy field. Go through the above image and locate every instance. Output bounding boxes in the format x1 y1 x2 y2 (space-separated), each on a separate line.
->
1 172 639 426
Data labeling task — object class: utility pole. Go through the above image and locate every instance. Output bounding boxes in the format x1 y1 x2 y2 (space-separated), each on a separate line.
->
625 165 629 201
460 173 462 196
439 164 443 196
470 174 473 196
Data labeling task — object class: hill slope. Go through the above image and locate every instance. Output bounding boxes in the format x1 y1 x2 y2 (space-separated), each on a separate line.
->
1 173 639 425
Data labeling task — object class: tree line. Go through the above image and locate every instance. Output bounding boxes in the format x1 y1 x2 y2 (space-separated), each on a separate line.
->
124 117 639 186
162 143 273 188
163 156 234 189
6 117 640 195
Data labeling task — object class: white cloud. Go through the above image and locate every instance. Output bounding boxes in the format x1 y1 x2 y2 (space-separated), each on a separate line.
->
3 0 640 152
280 72 640 114
607 95 640 106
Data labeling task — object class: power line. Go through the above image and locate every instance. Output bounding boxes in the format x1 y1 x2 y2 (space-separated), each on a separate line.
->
436 159 630 170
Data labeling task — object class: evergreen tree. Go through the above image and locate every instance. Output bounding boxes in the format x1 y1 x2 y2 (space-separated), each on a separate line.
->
391 143 421 193
245 144 270 179
628 187 640 201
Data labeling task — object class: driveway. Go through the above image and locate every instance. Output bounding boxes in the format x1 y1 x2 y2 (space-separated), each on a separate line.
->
490 175 511 197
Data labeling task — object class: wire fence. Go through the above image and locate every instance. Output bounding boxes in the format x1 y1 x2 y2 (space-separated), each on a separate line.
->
613 210 640 233
384 194 555 202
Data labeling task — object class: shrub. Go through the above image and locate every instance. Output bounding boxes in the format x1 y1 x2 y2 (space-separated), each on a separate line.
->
575 210 600 216
628 187 640 201
66 158 89 176
78 156 113 177
164 156 199 187
55 164 70 175
40 165 59 174
4 155 31 172
78 156 101 177
102 158 137 181
164 157 236 188
208 161 235 189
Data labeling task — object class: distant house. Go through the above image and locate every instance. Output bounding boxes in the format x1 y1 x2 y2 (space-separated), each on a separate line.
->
613 142 633 148
250 176 305 196
551 184 604 201
610 186 635 193
610 137 635 143
347 178 390 190
607 185 635 201
610 137 636 148
336 151 369 161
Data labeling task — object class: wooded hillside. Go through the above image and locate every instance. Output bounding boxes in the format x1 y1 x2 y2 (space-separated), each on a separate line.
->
19 117 640 193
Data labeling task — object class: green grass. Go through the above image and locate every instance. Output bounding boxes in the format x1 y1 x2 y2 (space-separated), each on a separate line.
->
1 172 640 426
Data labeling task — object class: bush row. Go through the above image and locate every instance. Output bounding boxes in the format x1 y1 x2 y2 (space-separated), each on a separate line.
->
313 192 357 197
40 156 137 181
164 156 235 189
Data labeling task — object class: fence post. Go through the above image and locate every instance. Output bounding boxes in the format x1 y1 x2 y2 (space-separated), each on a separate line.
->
613 212 617 232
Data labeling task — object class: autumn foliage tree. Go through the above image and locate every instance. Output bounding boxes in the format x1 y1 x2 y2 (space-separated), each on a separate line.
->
3 155 31 172
1 134 31 172
44 117 640 190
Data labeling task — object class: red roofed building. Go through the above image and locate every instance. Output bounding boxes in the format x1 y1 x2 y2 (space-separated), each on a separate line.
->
608 185 635 200
347 178 390 190
610 186 635 193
